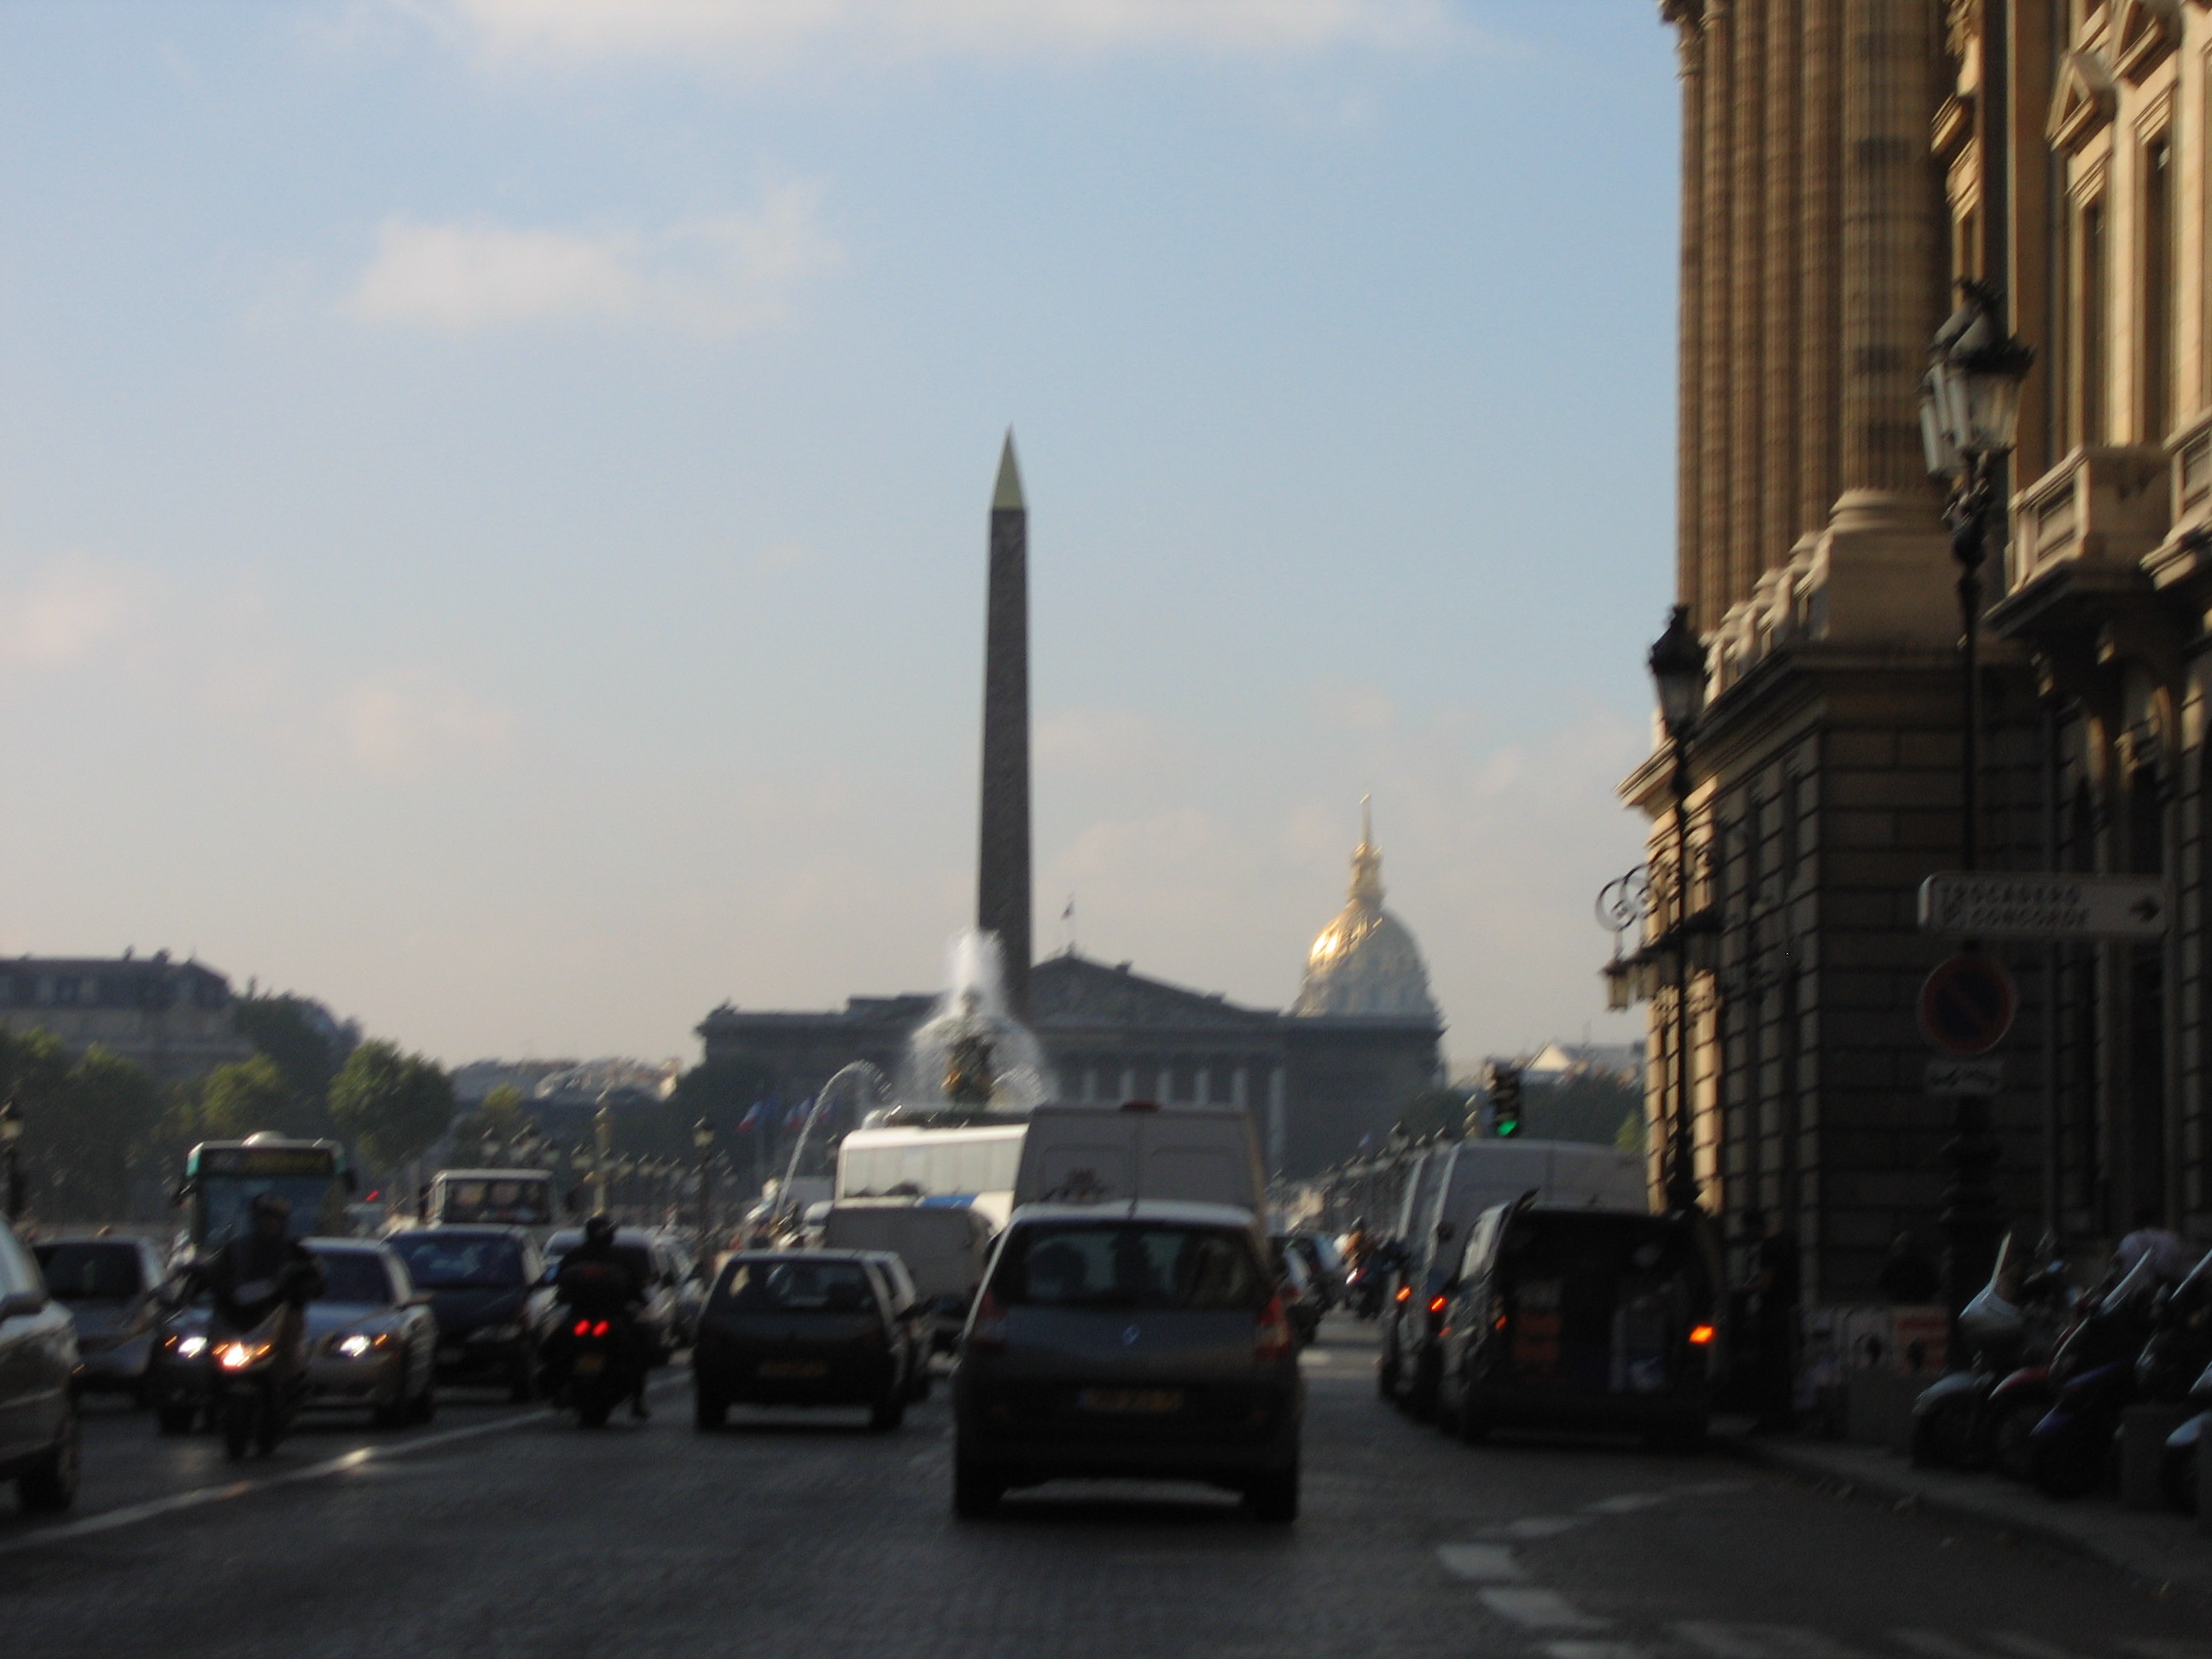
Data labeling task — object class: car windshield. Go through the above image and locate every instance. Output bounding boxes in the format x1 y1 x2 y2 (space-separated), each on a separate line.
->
389 1234 524 1289
313 1252 396 1306
994 1223 1266 1312
714 1259 875 1313
33 1242 145 1301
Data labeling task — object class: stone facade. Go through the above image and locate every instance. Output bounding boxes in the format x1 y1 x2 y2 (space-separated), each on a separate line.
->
0 953 254 1082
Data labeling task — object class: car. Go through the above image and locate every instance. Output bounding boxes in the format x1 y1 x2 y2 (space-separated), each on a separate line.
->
649 1232 709 1349
1270 1237 1326 1345
822 1201 994 1353
1433 1201 1718 1446
691 1251 919 1431
544 1227 687 1361
383 1226 555 1400
854 1249 935 1400
1284 1232 1346 1309
951 1200 1303 1522
32 1235 176 1401
0 1217 79 1512
300 1241 441 1425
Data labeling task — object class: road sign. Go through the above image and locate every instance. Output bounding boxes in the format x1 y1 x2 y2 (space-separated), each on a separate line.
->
1918 872 2173 941
1918 954 2017 1058
1924 1058 2002 1097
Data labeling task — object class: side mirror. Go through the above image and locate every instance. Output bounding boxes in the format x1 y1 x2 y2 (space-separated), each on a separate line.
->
0 1290 49 1321
408 1290 434 1307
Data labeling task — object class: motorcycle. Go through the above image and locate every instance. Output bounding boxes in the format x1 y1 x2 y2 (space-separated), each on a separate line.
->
545 1312 638 1429
1910 1233 2071 1470
2158 1358 2212 1514
2025 1253 2172 1499
212 1306 300 1461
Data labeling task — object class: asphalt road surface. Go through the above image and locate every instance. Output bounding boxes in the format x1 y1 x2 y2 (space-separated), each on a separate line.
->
3 1320 2205 1659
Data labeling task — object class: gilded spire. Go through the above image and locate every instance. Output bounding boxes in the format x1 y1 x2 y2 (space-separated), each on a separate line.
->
1349 795 1383 906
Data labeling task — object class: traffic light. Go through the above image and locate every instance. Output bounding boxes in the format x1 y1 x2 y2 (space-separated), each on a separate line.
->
1486 1062 1523 1138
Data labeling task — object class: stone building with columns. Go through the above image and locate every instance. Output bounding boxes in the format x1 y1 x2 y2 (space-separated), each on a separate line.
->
1633 0 2212 1302
696 819 1443 1179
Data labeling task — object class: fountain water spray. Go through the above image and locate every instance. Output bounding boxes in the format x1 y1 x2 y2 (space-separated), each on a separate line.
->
888 931 1055 1121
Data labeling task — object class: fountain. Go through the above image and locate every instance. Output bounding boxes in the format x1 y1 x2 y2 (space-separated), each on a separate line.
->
882 930 1055 1122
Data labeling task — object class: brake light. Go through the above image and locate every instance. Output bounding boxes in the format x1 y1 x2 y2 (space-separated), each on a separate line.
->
592 1320 610 1338
1428 1295 1447 1314
1688 1324 1715 1346
572 1319 590 1336
1255 1295 1294 1363
969 1287 1008 1351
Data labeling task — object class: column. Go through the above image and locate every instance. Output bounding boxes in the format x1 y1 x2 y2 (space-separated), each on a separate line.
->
1120 1064 1137 1102
1080 1066 1097 1103
1699 0 1736 630
1729 0 1770 607
1231 1066 1249 1109
1156 1065 1173 1104
1798 0 1844 531
1761 0 1803 567
1674 9 1708 611
1196 1066 1212 1106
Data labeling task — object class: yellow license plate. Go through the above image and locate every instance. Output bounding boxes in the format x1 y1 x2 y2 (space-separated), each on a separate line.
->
759 1361 829 1379
1079 1388 1184 1414
573 1354 604 1375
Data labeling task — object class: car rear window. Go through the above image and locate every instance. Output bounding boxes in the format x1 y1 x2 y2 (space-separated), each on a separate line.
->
33 1242 146 1300
713 1259 876 1313
1498 1214 1710 1300
390 1234 525 1289
992 1223 1266 1312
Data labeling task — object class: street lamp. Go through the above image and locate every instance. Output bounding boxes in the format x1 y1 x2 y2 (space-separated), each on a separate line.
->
693 1118 716 1255
1649 604 1707 1214
1919 278 2035 876
591 1101 614 1216
1918 279 2034 1321
0 1094 21 1221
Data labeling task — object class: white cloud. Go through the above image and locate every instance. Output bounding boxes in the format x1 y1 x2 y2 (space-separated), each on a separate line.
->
429 0 1456 62
0 556 150 671
341 187 841 336
339 667 515 778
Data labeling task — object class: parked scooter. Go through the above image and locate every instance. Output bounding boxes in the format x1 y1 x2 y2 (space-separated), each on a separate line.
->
212 1306 300 1461
2025 1253 2172 1498
2159 1359 2212 1514
1909 1233 2071 1470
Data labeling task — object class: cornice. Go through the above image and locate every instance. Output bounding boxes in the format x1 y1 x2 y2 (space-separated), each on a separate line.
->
2049 49 2120 154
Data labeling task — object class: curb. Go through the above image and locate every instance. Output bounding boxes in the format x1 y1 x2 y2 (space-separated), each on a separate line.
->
1717 1433 2212 1608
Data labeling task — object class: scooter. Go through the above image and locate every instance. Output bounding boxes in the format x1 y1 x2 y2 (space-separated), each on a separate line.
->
2158 1359 2212 1514
2025 1254 2171 1498
546 1313 638 1429
212 1307 299 1461
1910 1234 2071 1470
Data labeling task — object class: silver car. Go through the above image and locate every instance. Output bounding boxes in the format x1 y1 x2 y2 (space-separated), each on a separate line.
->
32 1236 174 1400
952 1200 1303 1522
301 1240 439 1426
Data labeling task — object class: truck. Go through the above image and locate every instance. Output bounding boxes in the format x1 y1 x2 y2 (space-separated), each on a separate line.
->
835 1122 1026 1229
424 1167 557 1233
1010 1103 1266 1215
820 1199 997 1348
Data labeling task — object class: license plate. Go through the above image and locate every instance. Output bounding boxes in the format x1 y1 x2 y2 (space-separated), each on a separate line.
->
758 1361 829 1379
573 1354 605 1375
1078 1387 1184 1414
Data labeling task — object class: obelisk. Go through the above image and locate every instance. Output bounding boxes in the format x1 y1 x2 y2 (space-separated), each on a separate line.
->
978 431 1033 1019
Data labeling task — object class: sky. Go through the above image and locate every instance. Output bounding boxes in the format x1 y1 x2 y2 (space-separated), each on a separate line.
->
0 0 1680 1073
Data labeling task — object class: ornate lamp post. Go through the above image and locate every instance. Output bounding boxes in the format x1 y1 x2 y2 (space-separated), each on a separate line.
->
1649 604 1708 1214
591 1102 614 1216
0 1094 22 1221
1918 280 2034 1318
693 1119 715 1254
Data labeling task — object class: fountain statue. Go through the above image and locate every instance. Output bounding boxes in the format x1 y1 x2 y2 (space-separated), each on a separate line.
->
884 930 1054 1122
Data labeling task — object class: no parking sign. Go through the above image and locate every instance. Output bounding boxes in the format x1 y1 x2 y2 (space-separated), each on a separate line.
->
1917 954 2017 1058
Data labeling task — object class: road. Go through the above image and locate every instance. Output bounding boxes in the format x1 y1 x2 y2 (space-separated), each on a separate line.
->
2 1318 2204 1659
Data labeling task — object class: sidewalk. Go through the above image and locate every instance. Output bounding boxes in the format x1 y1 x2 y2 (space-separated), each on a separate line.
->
1718 1427 2212 1605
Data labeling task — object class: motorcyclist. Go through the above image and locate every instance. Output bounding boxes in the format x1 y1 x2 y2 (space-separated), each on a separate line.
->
556 1214 651 1420
192 1192 325 1397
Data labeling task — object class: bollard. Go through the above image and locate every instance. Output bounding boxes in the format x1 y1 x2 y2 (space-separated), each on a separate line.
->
2121 1404 2196 1511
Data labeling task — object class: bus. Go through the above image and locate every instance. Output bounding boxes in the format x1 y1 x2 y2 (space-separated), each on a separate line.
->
834 1121 1027 1229
178 1135 355 1250
425 1167 557 1232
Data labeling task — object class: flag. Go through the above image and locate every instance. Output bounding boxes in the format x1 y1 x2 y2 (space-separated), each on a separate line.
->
738 1102 761 1132
787 1097 812 1128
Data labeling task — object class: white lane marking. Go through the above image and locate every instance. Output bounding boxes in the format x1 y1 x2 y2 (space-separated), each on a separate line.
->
0 1375 686 1558
1893 1633 1982 1659
1992 1639 2092 1659
1479 1588 1610 1631
1586 1493 1668 1515
1545 1644 1654 1659
1676 1624 1871 1659
1437 1543 1525 1581
1484 1516 1584 1540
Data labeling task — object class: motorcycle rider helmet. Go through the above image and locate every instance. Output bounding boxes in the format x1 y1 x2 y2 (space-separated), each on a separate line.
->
584 1213 616 1247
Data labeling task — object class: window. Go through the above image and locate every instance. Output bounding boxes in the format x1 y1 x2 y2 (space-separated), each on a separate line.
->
2144 137 2173 443
990 1221 1266 1312
2080 195 2109 445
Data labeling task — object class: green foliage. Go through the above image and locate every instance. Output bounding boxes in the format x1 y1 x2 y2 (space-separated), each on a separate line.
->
192 1055 292 1141
329 1040 456 1172
230 993 355 1137
9 1033 166 1222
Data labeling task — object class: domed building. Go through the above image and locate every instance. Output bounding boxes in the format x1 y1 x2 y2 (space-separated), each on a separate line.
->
1295 801 1440 1021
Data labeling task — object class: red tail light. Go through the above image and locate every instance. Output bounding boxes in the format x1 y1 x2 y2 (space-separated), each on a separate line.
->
592 1320 610 1338
968 1287 1008 1350
1428 1295 1447 1314
572 1319 590 1336
1688 1324 1715 1346
1255 1295 1294 1363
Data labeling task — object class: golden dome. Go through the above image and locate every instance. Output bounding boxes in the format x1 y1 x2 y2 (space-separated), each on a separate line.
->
1294 800 1439 1020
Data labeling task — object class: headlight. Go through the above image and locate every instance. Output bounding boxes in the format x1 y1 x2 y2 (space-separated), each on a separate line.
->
335 1333 393 1359
175 1335 208 1359
217 1340 273 1371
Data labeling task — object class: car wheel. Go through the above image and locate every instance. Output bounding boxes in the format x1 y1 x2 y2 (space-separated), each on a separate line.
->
1377 1342 1400 1401
223 1395 255 1461
1404 1349 1440 1422
1244 1463 1299 1525
869 1392 905 1432
1989 1395 2048 1481
412 1374 438 1424
156 1400 198 1436
952 1452 1003 1519
17 1399 81 1513
509 1359 538 1405
1910 1395 1976 1470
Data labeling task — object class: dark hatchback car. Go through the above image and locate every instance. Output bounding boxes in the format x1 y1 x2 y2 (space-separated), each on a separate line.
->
692 1253 917 1432
1434 1202 1719 1447
386 1226 551 1400
33 1236 174 1401
952 1201 1302 1522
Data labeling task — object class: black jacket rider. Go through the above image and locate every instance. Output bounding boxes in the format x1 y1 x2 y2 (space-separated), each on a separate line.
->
555 1218 651 1418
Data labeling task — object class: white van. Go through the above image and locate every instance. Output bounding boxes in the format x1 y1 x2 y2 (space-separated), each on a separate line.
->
1010 1104 1266 1216
1414 1139 1647 1295
822 1199 996 1347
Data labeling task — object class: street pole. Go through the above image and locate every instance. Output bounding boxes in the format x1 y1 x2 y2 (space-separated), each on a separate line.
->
1668 739 1701 1214
693 1120 715 1259
591 1101 614 1218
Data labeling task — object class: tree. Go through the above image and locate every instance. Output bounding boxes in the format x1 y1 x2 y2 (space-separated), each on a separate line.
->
231 993 358 1138
329 1041 455 1172
194 1055 292 1142
12 1039 164 1222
